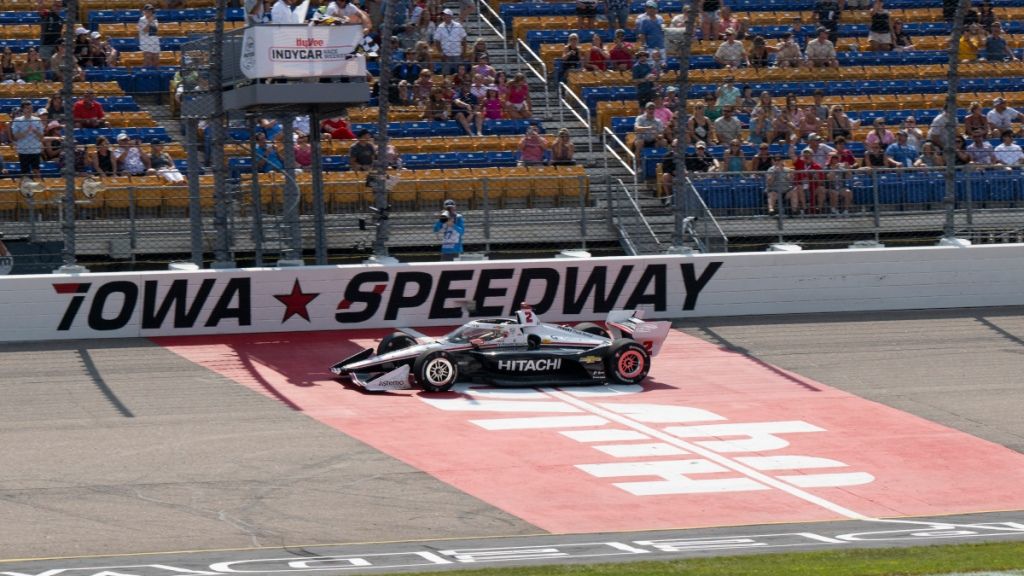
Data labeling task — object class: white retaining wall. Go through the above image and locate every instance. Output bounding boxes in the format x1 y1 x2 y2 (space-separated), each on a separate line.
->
1 244 1022 342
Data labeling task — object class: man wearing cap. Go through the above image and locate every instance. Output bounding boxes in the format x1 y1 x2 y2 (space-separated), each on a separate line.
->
805 133 836 167
433 8 466 76
633 102 666 157
713 106 743 145
631 50 657 108
10 100 43 179
349 129 376 171
433 199 465 261
72 90 106 129
635 1 665 51
805 26 838 68
685 141 718 173
986 97 1023 137
884 130 918 168
775 32 803 68
714 28 747 68
792 146 822 214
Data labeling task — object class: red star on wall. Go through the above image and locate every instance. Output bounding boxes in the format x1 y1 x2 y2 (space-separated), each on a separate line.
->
274 279 319 323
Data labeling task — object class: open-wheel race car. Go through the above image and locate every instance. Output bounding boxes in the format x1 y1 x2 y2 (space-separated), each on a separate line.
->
330 305 671 392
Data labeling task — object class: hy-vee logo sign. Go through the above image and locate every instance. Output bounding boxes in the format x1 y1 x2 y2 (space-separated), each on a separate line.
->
50 261 723 333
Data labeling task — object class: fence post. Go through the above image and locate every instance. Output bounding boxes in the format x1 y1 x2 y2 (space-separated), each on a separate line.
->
128 186 138 262
482 177 492 253
279 116 303 264
185 118 204 266
871 168 881 242
965 167 974 227
578 174 587 251
247 115 264 267
309 109 327 265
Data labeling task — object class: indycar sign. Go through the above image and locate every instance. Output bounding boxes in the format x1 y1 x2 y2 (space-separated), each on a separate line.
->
240 24 366 79
1 246 1023 342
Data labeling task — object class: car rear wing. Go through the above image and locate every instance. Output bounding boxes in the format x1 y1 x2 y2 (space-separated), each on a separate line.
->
605 310 671 357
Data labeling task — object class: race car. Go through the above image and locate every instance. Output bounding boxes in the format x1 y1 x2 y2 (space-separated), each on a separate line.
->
330 306 671 392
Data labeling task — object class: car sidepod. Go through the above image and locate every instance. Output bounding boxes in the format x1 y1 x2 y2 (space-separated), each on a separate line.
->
463 347 608 386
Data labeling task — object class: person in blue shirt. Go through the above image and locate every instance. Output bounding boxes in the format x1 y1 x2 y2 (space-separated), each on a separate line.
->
635 1 665 51
884 131 919 167
433 198 465 261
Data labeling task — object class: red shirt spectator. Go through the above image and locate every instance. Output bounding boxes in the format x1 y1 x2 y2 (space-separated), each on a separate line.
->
608 36 633 71
794 148 825 211
321 116 355 140
72 92 105 128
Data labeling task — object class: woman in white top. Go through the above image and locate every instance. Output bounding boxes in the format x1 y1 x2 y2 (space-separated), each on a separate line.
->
138 4 160 67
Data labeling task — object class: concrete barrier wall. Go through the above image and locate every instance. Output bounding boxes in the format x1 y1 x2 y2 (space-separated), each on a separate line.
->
1 244 1022 342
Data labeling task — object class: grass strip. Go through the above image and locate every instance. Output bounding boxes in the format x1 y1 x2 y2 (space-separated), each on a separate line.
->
388 541 1024 576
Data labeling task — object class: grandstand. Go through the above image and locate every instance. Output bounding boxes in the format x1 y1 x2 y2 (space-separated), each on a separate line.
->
0 0 1021 270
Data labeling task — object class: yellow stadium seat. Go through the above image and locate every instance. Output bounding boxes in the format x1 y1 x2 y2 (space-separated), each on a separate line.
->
501 166 533 208
413 169 446 210
472 167 504 207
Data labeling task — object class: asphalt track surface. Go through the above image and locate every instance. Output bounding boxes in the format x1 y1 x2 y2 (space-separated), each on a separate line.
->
2 307 1024 573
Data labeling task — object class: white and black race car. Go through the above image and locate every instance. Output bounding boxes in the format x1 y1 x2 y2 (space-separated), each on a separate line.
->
330 306 671 392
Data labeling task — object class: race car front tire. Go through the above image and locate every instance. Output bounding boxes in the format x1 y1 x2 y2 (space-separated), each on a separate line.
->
413 350 459 392
604 339 651 385
377 332 417 355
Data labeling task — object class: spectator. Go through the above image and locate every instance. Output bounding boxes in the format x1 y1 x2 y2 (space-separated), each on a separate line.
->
685 141 718 172
716 76 741 108
775 33 803 68
649 48 665 77
748 106 772 145
966 129 995 165
659 142 676 198
788 16 811 49
861 140 894 168
865 117 895 148
915 141 945 167
470 39 490 64
700 0 721 42
585 33 609 71
292 133 312 168
901 116 925 150
805 26 838 68
891 19 914 51
805 133 836 166
608 29 634 71
148 140 185 182
471 54 496 81
139 3 161 67
433 9 466 76
90 135 117 176
51 42 84 83
493 70 509 99
687 102 715 145
412 69 433 104
748 35 776 69
815 0 843 44
942 0 958 20
39 0 62 61
72 91 107 129
349 129 376 171
422 87 449 122
826 104 856 141
650 93 673 126
765 154 798 216
635 0 665 51
560 33 583 83
823 152 854 215
868 0 892 52
46 92 64 118
983 22 1016 62
322 114 356 140
773 96 803 142
0 47 15 82
433 199 465 261
606 0 629 32
41 120 64 162
717 5 746 40
752 90 780 122
988 98 1023 137
884 130 919 167
958 23 984 62
979 1 996 32
326 0 372 33
721 139 747 172
792 147 823 214
87 31 109 68
714 106 743 144
928 109 952 147
632 50 657 108
10 100 43 179
505 73 531 119
811 89 829 121
964 101 990 136
518 124 550 166
19 47 45 83
114 133 148 176
702 92 722 121
798 105 824 140
551 128 576 166
994 130 1024 165
271 0 300 23
480 87 503 124
739 85 757 113
633 101 666 157
73 27 91 68
833 136 859 167
468 73 489 101
714 28 748 68
576 0 598 30
749 142 774 171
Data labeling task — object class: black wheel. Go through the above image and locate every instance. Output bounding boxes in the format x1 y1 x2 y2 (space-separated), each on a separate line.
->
413 350 459 392
604 339 650 385
527 334 542 350
574 321 610 339
377 331 417 356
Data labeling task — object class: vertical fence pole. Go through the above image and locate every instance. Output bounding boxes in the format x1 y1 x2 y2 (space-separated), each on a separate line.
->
58 0 79 272
186 118 204 266
279 116 302 263
372 0 395 260
210 0 232 267
578 174 587 251
247 115 264 266
482 178 491 254
872 169 881 243
942 0 970 240
671 2 701 250
310 109 327 265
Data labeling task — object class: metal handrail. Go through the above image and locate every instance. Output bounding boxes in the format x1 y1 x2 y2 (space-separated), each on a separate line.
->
617 178 660 253
602 127 638 194
558 81 594 153
515 38 549 110
683 174 729 253
476 0 508 63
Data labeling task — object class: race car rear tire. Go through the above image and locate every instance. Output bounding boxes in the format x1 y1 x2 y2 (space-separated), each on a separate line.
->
604 339 650 385
413 350 459 392
377 332 417 355
574 322 610 339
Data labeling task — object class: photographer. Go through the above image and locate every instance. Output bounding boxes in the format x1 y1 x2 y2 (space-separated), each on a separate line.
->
432 199 465 261
139 4 161 67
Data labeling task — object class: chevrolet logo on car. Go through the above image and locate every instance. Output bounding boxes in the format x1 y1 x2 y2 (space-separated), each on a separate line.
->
580 355 602 363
